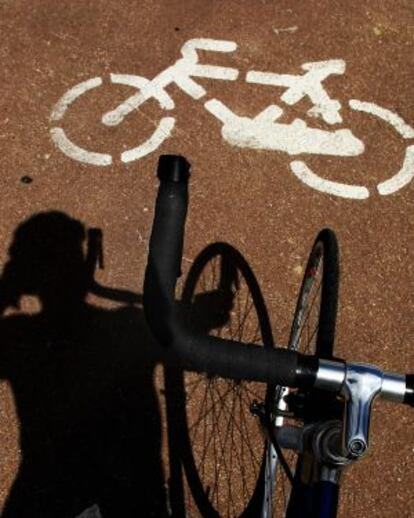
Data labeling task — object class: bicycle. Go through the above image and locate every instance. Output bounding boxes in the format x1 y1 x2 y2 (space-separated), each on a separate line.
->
50 38 414 200
143 155 413 517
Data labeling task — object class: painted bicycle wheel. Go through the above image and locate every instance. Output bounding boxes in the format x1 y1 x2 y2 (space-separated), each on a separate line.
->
178 242 275 517
265 228 339 516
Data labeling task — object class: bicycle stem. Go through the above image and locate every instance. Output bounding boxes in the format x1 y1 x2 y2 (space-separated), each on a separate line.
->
314 359 409 459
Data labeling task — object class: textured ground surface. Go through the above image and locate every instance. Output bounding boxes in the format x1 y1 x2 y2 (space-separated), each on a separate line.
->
0 1 413 517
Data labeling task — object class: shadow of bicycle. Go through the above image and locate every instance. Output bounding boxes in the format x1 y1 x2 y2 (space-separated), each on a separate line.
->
163 242 276 518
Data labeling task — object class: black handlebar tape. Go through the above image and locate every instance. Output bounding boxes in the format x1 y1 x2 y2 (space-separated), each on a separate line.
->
143 155 302 386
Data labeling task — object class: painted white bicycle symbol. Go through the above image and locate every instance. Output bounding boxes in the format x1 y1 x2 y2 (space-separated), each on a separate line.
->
50 38 414 200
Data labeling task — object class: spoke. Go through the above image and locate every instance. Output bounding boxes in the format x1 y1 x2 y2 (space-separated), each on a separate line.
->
208 383 238 510
306 275 322 316
248 321 261 344
213 387 263 470
237 295 255 341
232 296 255 342
188 382 234 432
190 383 233 473
210 382 261 499
296 277 322 350
200 386 208 480
236 397 251 503
241 383 266 403
239 394 262 471
185 373 207 390
303 323 319 354
189 377 211 447
227 387 239 516
211 386 221 508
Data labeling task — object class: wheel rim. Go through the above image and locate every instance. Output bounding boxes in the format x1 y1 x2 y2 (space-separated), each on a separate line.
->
289 241 324 354
268 230 339 517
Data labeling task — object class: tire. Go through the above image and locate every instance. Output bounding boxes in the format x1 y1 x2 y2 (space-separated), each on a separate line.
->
177 243 275 517
288 228 338 358
265 228 339 517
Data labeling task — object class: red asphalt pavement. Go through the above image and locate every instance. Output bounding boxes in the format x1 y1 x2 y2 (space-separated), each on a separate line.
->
0 1 413 517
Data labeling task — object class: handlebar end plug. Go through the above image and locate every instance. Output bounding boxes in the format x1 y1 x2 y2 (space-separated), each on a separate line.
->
157 155 191 183
404 374 414 408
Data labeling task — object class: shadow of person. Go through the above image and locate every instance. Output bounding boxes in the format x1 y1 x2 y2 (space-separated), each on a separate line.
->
0 211 168 518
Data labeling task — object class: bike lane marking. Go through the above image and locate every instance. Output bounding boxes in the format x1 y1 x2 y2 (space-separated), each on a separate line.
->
347 100 414 195
1 3 413 516
377 146 414 195
121 117 175 163
290 161 370 199
349 100 414 139
50 77 113 166
48 37 414 200
50 77 103 122
50 127 112 166
246 60 346 124
110 73 176 163
49 38 240 166
204 98 364 156
101 38 239 127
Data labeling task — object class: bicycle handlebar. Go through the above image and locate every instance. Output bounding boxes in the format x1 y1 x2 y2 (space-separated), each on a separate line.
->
143 155 317 386
143 155 414 410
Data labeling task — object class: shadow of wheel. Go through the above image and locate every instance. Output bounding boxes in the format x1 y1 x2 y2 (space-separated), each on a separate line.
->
164 243 275 517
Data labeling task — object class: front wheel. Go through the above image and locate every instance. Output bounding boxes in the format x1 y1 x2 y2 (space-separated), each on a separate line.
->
265 229 339 516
